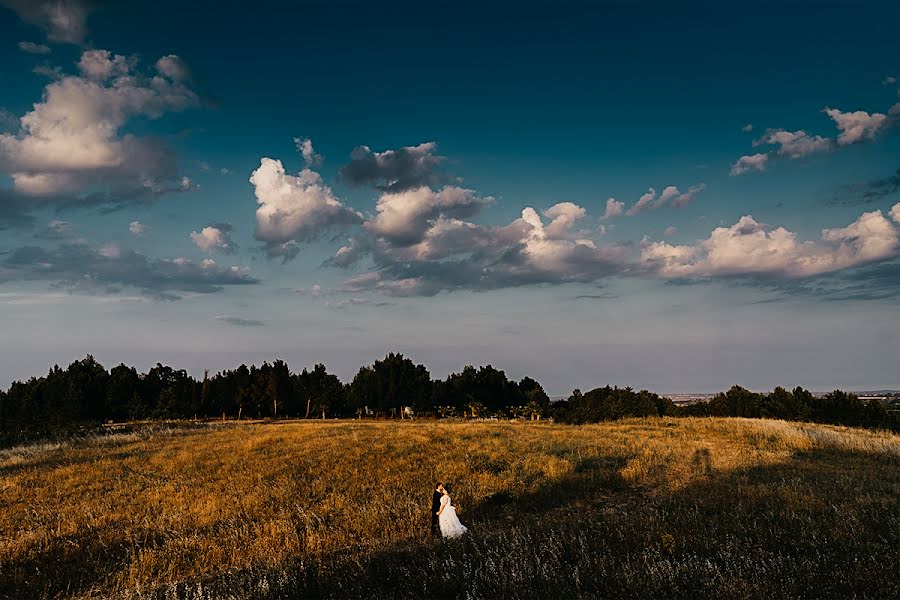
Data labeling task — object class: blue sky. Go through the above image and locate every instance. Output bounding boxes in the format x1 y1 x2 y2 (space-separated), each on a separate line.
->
1 0 898 393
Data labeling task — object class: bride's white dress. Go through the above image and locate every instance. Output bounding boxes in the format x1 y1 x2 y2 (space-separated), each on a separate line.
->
438 494 468 539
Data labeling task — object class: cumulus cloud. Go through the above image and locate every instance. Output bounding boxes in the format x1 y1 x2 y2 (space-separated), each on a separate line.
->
250 157 363 259
366 185 490 245
601 197 624 220
883 76 897 85
641 204 900 279
625 184 703 215
824 107 889 145
0 240 258 299
338 142 447 192
664 226 677 236
1 0 95 44
294 137 322 166
742 123 753 132
155 55 191 82
191 223 236 254
730 153 769 175
128 220 148 237
0 48 198 209
18 41 50 54
330 199 629 296
891 203 900 224
754 129 832 158
626 188 656 216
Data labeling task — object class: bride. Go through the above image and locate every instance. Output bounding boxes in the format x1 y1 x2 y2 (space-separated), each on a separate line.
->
436 484 468 539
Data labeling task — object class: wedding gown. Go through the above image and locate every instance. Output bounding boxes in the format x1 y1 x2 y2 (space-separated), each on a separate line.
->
438 494 468 539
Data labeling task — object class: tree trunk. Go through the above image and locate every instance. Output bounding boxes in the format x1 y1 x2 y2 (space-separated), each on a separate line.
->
305 395 311 419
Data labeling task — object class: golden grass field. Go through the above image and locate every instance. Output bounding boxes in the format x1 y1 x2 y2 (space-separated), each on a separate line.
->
1 418 898 599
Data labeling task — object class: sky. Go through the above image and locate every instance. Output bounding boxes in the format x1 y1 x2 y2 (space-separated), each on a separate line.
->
0 0 899 394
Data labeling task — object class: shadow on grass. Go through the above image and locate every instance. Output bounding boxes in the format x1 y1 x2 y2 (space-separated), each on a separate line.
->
164 446 898 599
3 442 898 599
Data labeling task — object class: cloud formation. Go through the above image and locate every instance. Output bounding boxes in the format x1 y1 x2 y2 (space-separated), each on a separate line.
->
215 315 265 327
730 153 769 175
1 0 95 44
641 203 900 279
601 197 624 219
338 142 447 192
328 196 630 296
731 103 897 176
18 41 51 54
191 223 237 254
366 185 490 245
0 241 258 299
129 221 148 237
625 184 705 216
0 48 198 208
250 157 363 259
824 107 889 146
294 137 322 166
754 129 832 158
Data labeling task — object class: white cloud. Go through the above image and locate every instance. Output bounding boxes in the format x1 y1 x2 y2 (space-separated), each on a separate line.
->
294 137 322 166
624 184 703 215
730 153 769 175
190 224 236 254
883 76 897 85
642 208 900 278
17 41 50 54
626 188 656 216
366 185 489 244
890 201 900 224
602 197 624 219
77 49 131 81
742 123 753 132
664 226 677 236
755 129 831 158
250 157 363 258
155 55 190 82
0 48 198 200
542 202 586 238
823 107 889 146
128 221 147 236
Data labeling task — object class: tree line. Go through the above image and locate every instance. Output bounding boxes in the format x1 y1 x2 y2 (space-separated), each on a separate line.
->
0 353 550 438
1 354 896 440
554 384 898 430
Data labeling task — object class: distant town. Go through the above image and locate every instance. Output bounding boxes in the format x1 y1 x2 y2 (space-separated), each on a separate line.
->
664 391 900 407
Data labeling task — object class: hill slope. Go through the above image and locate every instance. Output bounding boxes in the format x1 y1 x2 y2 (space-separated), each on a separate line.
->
1 418 898 599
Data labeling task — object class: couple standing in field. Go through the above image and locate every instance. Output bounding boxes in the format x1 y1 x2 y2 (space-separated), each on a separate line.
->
430 483 468 539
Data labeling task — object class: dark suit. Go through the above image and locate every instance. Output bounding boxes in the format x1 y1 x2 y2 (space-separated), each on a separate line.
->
431 489 442 535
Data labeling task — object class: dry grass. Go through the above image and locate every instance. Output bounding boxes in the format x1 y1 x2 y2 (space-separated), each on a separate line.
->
1 418 898 599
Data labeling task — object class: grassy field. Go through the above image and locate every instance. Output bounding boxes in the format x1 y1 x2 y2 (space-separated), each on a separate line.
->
1 418 898 599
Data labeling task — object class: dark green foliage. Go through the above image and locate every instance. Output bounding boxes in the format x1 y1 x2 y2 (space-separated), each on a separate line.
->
349 352 431 415
553 385 676 423
1 353 897 438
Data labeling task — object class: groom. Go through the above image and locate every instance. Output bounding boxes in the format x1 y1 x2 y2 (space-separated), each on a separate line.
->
431 483 444 536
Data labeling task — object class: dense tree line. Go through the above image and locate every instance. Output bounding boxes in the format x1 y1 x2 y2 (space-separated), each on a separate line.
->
1 354 896 439
554 384 899 431
0 353 548 437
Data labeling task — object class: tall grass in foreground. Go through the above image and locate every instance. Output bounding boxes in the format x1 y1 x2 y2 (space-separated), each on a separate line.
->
1 418 898 599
